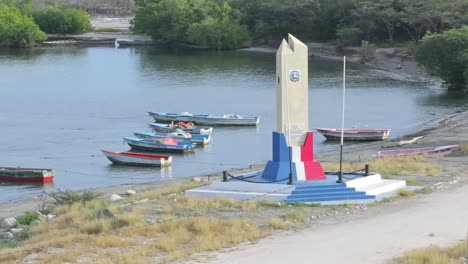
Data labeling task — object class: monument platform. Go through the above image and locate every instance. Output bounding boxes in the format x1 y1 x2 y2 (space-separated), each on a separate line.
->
185 172 406 205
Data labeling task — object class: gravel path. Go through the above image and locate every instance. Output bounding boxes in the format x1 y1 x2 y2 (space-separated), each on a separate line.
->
188 182 468 264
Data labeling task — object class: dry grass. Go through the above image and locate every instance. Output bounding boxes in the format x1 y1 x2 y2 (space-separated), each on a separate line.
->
458 144 468 154
322 155 446 178
397 188 414 198
2 180 325 263
391 241 467 264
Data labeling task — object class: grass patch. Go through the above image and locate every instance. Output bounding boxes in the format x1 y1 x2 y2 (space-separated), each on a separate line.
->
322 155 446 178
17 211 41 225
397 188 414 198
391 241 467 263
458 144 468 154
94 28 122 32
268 218 290 230
284 209 309 222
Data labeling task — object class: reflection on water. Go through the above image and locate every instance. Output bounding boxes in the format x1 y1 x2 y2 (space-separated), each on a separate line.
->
0 46 465 203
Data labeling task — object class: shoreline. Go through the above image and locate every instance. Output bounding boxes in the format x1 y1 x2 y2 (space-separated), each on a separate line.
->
1 108 467 218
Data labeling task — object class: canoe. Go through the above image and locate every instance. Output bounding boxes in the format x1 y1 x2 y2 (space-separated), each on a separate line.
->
123 137 196 153
148 122 213 135
0 167 55 183
133 131 211 145
376 145 458 158
101 150 172 166
148 111 260 126
316 128 391 141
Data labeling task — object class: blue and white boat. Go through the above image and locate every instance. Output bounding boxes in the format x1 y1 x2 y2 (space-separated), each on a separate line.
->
133 131 211 145
148 111 260 126
148 122 213 135
123 137 196 153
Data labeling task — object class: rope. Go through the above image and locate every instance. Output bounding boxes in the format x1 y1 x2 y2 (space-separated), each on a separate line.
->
227 173 289 184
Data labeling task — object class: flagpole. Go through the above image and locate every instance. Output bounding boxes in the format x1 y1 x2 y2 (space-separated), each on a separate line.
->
337 56 346 183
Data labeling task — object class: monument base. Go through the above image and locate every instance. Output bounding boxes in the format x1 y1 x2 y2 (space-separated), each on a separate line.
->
261 132 326 182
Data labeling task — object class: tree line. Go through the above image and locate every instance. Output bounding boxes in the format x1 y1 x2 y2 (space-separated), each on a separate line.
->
132 0 467 88
0 0 91 47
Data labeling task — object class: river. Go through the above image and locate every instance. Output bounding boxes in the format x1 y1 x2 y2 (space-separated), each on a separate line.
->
0 46 465 203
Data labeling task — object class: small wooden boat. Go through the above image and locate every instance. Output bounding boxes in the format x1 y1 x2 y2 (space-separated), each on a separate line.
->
148 111 260 126
123 137 196 153
316 128 391 141
101 150 172 166
0 167 55 183
115 39 155 47
148 122 213 135
376 145 458 158
133 131 211 145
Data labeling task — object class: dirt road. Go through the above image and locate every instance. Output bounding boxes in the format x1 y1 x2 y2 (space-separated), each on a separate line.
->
194 183 468 264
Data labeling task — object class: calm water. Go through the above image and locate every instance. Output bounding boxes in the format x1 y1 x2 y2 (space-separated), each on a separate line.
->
0 47 466 204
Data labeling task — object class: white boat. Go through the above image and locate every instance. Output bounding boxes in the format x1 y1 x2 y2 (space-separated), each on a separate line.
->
148 111 260 126
316 128 391 141
133 131 211 145
101 150 172 166
123 137 196 153
148 122 213 135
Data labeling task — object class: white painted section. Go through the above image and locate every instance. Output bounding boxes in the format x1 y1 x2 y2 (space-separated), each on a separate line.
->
345 174 382 189
210 181 294 194
294 162 306 181
291 146 301 162
357 180 406 196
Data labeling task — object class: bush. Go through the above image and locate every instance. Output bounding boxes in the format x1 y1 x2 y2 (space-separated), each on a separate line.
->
0 5 46 47
336 26 362 46
416 26 468 90
33 6 91 34
17 211 41 225
360 40 376 62
187 17 250 49
49 189 101 206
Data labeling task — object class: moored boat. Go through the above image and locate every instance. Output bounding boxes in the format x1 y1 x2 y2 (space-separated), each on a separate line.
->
376 145 458 158
123 137 196 153
101 150 172 166
0 167 55 183
148 111 260 126
133 131 211 145
316 128 391 141
149 122 213 135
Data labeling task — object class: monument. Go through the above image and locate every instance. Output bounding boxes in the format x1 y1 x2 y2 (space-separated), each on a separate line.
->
262 34 325 182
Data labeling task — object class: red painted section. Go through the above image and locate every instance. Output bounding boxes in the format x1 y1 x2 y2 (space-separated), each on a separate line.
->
300 132 314 161
0 175 54 183
299 132 326 180
101 150 171 160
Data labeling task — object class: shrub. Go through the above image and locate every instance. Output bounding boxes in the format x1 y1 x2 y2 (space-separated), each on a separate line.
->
49 189 101 206
187 17 250 49
336 26 362 46
17 211 41 225
0 5 46 47
33 6 91 34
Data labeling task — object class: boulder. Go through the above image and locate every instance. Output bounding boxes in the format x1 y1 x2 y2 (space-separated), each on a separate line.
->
0 217 17 230
0 232 13 243
192 177 201 183
110 194 123 201
30 220 41 226
10 228 24 235
126 190 137 196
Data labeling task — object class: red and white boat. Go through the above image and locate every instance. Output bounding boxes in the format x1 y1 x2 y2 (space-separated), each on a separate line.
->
316 128 391 141
0 167 55 183
101 150 172 167
376 145 459 158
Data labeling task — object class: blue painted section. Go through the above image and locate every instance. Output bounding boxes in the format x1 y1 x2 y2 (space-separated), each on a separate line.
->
262 132 299 181
286 183 375 203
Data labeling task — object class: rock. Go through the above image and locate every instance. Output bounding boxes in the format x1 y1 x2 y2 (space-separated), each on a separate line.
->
192 177 201 183
30 220 41 226
1 217 17 229
166 193 176 198
126 190 137 196
0 232 13 243
47 214 56 220
396 63 402 69
110 194 123 201
10 228 24 235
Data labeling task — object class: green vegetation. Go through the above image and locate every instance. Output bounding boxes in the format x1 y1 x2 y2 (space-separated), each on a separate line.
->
0 4 46 47
94 27 121 32
33 6 91 34
132 0 250 49
391 241 467 264
416 26 468 90
16 211 40 225
458 144 468 154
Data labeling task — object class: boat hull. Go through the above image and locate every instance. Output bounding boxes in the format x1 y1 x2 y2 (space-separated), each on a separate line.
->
148 112 260 126
376 145 458 158
123 137 196 153
0 167 55 183
101 150 172 166
134 132 210 145
149 123 213 135
316 128 390 141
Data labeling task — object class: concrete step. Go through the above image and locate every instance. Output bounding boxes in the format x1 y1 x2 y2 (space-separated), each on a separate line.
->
294 183 347 190
356 179 406 195
289 191 367 199
286 194 375 202
291 187 356 194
